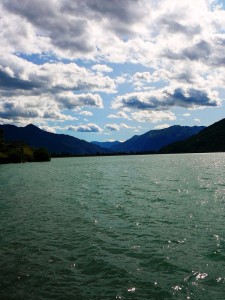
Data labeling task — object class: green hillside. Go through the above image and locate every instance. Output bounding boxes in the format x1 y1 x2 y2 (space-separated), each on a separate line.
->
160 118 225 153
0 128 51 163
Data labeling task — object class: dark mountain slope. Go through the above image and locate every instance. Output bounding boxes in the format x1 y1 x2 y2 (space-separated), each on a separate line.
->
0 124 109 155
160 118 225 153
111 125 205 153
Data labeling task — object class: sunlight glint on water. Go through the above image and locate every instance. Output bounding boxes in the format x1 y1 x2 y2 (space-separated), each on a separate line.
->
1 153 225 299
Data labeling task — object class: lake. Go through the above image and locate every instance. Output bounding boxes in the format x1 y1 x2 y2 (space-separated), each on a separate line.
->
1 154 225 299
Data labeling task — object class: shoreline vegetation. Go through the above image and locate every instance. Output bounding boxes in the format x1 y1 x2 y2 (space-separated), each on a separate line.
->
51 150 157 158
0 142 224 164
0 128 51 164
1 117 225 164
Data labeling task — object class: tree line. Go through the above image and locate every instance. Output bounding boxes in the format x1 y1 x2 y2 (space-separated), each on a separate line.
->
0 128 51 164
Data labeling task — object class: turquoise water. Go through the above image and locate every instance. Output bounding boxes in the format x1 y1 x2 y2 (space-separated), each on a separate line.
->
1 154 225 299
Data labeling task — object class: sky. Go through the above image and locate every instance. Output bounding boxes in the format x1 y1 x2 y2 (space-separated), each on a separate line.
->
1 0 225 142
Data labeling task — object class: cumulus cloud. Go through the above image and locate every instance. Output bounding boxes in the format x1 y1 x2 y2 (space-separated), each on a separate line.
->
131 111 176 123
105 123 121 131
92 64 113 73
0 95 76 122
120 123 133 129
0 52 116 124
154 124 171 130
2 0 225 70
79 111 93 116
0 69 40 90
39 126 57 133
0 55 116 94
194 118 201 123
1 0 225 131
133 72 152 82
0 57 107 124
0 0 217 65
57 93 103 109
113 86 220 110
158 15 201 37
1 0 150 59
68 123 103 132
107 111 131 120
105 122 134 131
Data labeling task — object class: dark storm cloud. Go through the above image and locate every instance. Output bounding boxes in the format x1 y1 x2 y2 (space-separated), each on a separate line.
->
86 0 142 23
182 41 211 61
173 72 197 85
167 88 218 107
0 70 40 90
3 0 94 53
0 101 40 119
84 0 145 35
57 93 103 110
162 40 211 62
162 38 225 68
159 16 201 36
3 0 144 53
114 87 219 110
61 0 144 26
162 39 225 67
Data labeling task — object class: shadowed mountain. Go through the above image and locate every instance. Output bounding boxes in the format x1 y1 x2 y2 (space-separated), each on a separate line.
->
91 140 121 150
111 125 205 153
160 118 225 153
0 124 110 155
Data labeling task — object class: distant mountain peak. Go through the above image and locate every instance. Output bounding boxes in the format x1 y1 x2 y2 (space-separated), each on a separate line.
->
160 118 225 153
111 125 205 153
0 124 110 155
25 124 39 129
24 124 42 132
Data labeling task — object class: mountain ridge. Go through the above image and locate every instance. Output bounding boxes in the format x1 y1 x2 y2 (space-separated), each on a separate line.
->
160 118 225 153
0 124 110 155
111 125 205 153
0 123 207 155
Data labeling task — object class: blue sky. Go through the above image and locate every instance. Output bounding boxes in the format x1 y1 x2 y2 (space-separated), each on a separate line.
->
1 0 225 142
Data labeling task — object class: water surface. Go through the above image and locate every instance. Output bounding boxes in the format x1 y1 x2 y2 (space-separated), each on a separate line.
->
1 154 225 299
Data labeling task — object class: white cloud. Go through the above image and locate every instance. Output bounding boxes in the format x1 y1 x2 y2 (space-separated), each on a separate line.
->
107 111 131 119
79 111 93 116
1 0 225 130
107 114 118 119
194 118 201 123
57 93 103 109
131 111 176 123
105 122 133 131
2 0 223 68
68 123 103 132
105 123 121 131
120 123 133 129
133 72 152 82
113 86 220 110
154 124 170 130
92 64 113 73
0 94 76 122
0 0 224 70
0 54 117 94
0 52 116 124
39 126 57 133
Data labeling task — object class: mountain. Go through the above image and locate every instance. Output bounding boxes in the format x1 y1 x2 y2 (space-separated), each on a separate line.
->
0 124 110 155
160 118 225 153
111 125 205 153
91 140 121 150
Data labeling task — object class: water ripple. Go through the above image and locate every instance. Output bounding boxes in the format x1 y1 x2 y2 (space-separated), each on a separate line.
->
1 154 225 299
